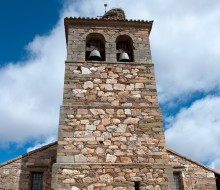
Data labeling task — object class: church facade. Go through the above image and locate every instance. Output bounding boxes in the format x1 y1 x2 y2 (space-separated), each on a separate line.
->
0 9 220 190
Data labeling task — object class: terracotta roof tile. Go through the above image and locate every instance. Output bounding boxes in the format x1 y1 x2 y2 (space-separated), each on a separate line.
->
64 17 153 24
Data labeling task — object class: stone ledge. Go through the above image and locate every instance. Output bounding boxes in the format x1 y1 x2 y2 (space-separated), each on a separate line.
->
65 60 154 66
53 163 171 167
60 105 160 109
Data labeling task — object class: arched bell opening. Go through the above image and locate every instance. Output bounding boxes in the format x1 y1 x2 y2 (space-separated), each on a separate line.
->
116 35 134 62
85 33 105 61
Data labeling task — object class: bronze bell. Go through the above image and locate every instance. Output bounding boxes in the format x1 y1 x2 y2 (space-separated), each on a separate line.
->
119 52 129 62
88 49 102 60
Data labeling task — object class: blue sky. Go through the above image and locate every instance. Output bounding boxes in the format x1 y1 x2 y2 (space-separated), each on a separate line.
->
0 0 61 161
1 0 220 170
0 0 61 66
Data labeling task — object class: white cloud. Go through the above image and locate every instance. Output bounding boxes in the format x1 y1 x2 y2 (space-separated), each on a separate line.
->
150 1 220 103
26 136 56 152
0 21 65 147
209 158 220 171
165 96 220 170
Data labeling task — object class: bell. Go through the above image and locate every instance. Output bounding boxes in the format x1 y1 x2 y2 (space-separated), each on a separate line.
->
88 49 102 60
119 52 130 62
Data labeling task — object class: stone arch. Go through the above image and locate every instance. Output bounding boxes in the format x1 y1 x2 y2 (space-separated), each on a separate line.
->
115 34 134 62
81 30 109 42
85 33 106 61
109 32 136 43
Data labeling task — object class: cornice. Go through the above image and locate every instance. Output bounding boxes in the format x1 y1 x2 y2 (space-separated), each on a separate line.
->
64 17 153 44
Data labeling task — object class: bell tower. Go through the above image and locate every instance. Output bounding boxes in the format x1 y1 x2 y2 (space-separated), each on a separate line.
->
52 9 174 190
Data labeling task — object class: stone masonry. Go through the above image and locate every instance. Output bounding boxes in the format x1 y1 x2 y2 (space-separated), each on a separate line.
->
52 11 174 190
168 149 217 190
0 142 57 190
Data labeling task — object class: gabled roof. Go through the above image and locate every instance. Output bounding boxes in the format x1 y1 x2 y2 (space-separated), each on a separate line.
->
167 148 220 175
0 142 57 168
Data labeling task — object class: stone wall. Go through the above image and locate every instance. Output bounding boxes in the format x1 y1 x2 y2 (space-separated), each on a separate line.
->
168 149 217 190
66 22 152 63
0 142 57 190
52 60 174 189
52 163 172 190
57 62 167 163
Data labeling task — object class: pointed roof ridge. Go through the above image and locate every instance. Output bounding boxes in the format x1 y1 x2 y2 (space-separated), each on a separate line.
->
167 148 220 175
0 141 57 168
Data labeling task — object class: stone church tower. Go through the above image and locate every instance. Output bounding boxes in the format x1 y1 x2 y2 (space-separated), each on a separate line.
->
0 8 219 190
52 9 173 190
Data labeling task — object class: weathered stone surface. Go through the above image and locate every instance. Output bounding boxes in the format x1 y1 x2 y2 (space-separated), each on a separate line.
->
113 84 125 91
111 100 119 106
81 148 95 155
99 84 113 91
77 109 88 115
83 177 95 184
126 84 134 90
112 118 121 124
123 117 140 124
90 109 105 115
116 124 127 132
85 124 96 131
106 78 117 84
124 109 131 115
106 125 117 131
81 67 92 74
96 147 105 155
64 144 75 149
104 140 111 145
62 169 80 175
146 172 153 179
75 154 87 163
115 176 126 182
117 109 124 115
97 66 106 72
71 186 81 190
113 187 125 190
90 67 97 71
135 83 145 89
106 154 117 163
94 78 102 83
57 156 75 163
102 118 111 126
120 157 132 163
80 119 89 124
74 131 93 137
63 178 75 184
154 185 161 190
100 174 113 183
72 89 87 95
83 81 94 89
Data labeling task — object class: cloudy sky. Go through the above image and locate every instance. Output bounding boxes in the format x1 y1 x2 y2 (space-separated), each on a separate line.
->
0 0 220 170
